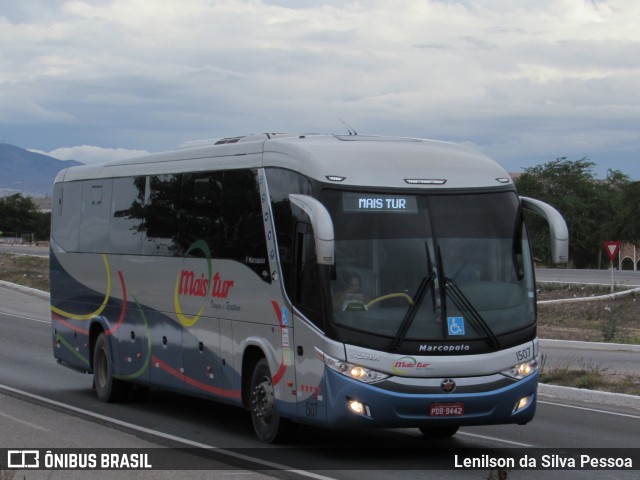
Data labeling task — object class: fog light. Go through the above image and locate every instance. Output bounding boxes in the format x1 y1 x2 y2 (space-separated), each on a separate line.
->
348 400 364 414
513 395 532 414
347 399 372 418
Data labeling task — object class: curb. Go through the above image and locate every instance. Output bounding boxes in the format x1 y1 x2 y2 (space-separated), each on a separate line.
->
537 286 640 304
0 280 50 300
540 338 640 352
538 383 640 409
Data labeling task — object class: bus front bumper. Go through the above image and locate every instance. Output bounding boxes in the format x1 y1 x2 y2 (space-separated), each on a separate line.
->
324 368 538 429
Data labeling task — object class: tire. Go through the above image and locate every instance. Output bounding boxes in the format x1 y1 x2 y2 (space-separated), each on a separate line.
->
419 425 459 439
93 332 130 402
249 358 295 443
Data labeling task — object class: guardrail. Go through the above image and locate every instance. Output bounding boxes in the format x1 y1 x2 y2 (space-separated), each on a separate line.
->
0 237 24 245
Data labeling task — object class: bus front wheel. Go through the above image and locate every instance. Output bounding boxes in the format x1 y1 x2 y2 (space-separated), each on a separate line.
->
93 332 130 402
249 358 295 443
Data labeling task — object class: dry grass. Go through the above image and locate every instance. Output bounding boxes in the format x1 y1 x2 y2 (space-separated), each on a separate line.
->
539 354 640 395
0 253 49 292
535 284 640 394
537 283 640 344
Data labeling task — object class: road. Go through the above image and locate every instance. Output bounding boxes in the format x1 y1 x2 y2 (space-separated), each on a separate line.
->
0 243 49 257
536 268 640 287
1 285 639 479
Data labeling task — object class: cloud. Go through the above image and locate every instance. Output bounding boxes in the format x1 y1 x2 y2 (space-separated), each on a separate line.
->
1 0 640 178
30 145 151 165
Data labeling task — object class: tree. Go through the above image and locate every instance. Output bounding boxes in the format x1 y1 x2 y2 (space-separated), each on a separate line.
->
616 181 640 243
0 193 50 241
515 158 631 268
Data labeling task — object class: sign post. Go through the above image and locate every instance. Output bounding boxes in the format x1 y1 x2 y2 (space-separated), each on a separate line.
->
603 241 621 293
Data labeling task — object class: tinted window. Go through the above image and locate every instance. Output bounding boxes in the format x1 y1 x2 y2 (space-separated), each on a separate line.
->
265 168 313 296
180 172 223 257
110 176 145 254
143 174 182 256
52 181 82 251
79 180 112 253
218 170 269 279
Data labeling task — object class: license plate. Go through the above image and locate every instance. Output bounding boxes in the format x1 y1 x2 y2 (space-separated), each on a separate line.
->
429 402 464 416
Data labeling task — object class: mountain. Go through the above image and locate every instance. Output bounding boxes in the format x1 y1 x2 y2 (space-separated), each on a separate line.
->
0 143 83 197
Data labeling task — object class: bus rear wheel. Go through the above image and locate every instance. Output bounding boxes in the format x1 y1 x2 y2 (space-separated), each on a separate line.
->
249 358 295 443
93 332 130 402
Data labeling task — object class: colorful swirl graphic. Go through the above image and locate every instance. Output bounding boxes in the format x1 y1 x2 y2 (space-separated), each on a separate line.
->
174 240 213 327
50 254 112 320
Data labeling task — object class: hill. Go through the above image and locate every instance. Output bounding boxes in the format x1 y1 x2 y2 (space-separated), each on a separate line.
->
0 143 83 197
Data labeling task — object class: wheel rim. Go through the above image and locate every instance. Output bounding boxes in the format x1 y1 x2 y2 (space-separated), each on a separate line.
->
252 377 275 426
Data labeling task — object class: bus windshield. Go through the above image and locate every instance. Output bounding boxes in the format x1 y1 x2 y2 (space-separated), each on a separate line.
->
322 189 536 348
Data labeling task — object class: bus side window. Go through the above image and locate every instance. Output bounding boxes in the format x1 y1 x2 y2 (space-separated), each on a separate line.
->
293 223 323 329
52 181 82 252
79 180 112 253
180 172 223 257
110 176 145 255
143 174 182 256
219 170 270 279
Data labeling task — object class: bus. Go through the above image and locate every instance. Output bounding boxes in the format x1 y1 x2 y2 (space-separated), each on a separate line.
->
50 133 568 443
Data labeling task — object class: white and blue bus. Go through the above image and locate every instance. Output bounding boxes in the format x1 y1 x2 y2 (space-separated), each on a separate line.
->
50 133 568 442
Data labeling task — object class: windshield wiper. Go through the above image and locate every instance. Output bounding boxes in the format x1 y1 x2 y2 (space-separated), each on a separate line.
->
445 279 500 349
389 242 436 351
389 274 434 351
437 246 501 350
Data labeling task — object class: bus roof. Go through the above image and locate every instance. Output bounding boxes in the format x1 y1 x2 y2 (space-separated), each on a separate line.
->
54 134 513 190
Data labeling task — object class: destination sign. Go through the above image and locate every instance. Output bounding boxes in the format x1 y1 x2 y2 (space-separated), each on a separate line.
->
343 193 418 213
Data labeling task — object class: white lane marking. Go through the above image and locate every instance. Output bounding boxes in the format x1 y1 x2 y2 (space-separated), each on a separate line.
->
539 400 640 420
457 431 532 447
0 383 337 480
0 408 51 432
0 311 50 324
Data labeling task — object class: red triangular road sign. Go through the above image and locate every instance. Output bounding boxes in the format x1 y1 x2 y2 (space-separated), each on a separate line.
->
603 241 621 262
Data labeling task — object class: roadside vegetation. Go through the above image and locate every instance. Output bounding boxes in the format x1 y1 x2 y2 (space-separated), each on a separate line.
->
2 252 638 396
0 252 49 292
539 354 640 396
0 193 50 242
536 282 640 396
515 158 640 269
537 283 640 344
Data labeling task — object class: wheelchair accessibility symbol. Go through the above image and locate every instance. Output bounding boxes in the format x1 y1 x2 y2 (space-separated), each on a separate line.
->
447 317 465 336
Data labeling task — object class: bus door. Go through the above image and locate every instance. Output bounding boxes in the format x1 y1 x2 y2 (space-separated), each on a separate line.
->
292 222 328 425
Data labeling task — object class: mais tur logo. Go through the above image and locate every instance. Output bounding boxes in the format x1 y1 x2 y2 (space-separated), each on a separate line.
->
174 240 235 327
391 356 431 375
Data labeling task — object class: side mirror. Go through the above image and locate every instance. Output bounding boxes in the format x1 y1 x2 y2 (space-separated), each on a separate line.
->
520 196 569 264
289 194 335 265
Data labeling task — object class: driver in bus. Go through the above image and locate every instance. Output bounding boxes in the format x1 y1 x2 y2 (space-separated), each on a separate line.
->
333 272 373 311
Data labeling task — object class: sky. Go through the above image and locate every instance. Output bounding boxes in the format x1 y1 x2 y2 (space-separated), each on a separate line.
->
1 0 639 178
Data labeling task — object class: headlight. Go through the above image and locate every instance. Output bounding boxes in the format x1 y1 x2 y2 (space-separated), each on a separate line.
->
501 357 539 380
318 349 389 384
